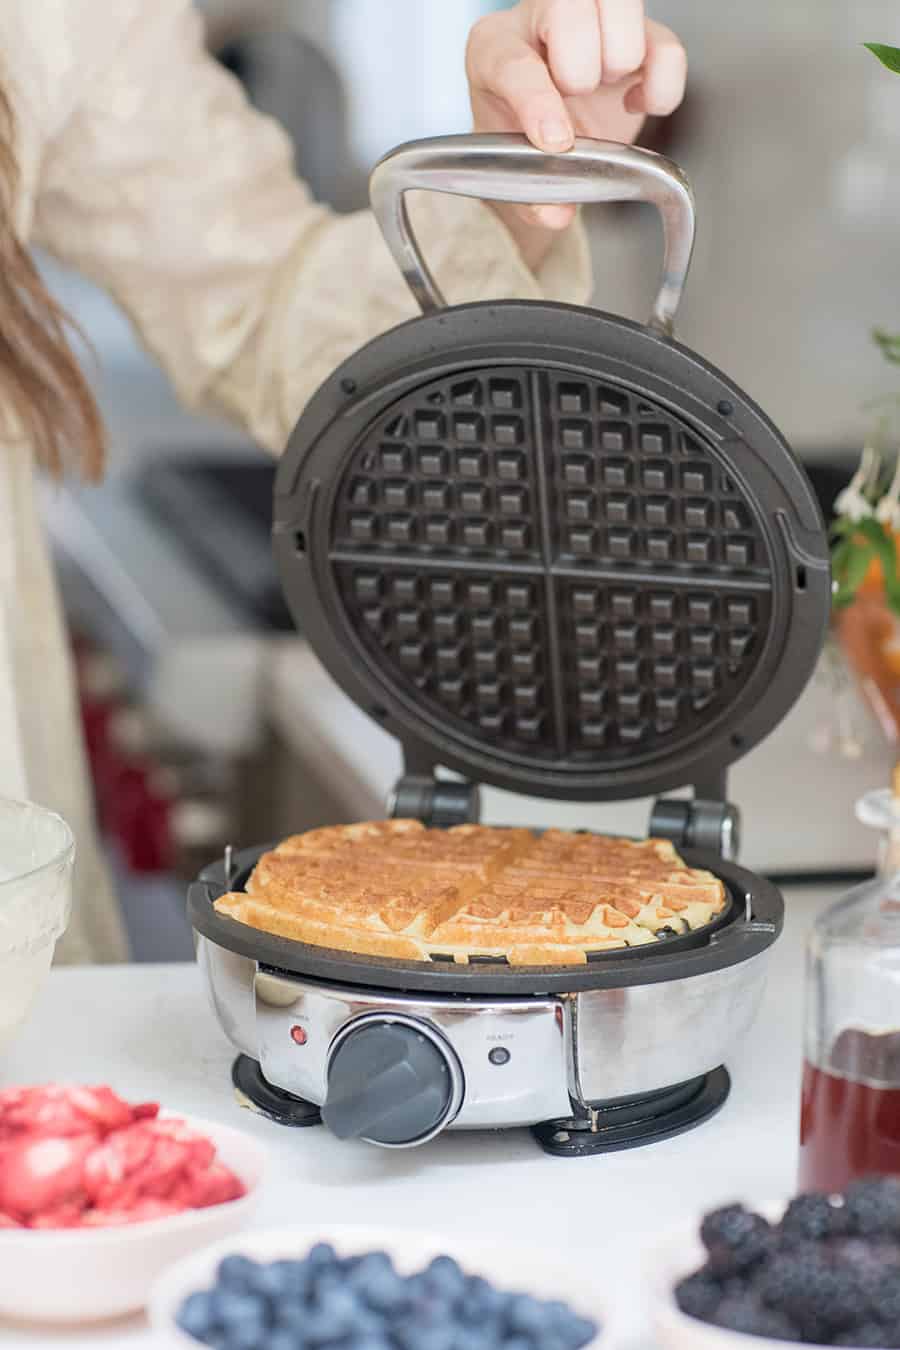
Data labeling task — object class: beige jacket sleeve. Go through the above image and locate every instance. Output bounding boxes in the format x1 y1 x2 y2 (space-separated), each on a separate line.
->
32 0 592 455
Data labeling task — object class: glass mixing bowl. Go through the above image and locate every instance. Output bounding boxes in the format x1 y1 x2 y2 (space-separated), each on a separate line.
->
0 797 74 1051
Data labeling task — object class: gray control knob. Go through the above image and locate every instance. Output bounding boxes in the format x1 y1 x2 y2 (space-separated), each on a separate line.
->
322 1017 462 1147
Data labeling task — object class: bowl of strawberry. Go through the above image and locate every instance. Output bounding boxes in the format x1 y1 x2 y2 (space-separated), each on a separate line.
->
0 1083 263 1322
652 1179 900 1350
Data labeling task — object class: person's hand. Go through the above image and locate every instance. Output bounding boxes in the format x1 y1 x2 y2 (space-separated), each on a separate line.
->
466 1 686 264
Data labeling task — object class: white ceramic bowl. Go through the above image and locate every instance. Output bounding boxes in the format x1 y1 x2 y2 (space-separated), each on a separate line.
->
0 797 74 1053
649 1202 890 1350
0 1115 264 1324
149 1223 611 1349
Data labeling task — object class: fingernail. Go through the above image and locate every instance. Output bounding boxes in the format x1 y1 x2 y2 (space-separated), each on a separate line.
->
539 118 572 150
536 206 569 229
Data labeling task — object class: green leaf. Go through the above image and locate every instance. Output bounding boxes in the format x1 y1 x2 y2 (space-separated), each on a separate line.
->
846 545 875 591
864 42 900 74
873 329 900 365
853 518 900 613
830 534 875 611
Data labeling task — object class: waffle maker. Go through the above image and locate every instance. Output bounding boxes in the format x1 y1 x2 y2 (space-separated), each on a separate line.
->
190 135 830 1155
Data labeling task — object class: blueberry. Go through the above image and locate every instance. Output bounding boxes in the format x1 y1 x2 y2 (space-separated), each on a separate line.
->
561 1314 597 1348
272 1306 308 1335
505 1294 548 1337
450 1332 496 1350
700 1204 775 1275
267 1335 303 1350
674 1270 723 1322
222 1326 264 1350
844 1177 900 1239
710 1293 800 1340
424 1255 468 1303
300 1288 364 1346
248 1262 299 1302
350 1254 407 1313
177 1290 220 1341
210 1292 266 1332
309 1242 339 1268
394 1323 456 1350
216 1256 260 1293
778 1193 848 1245
537 1300 596 1348
501 1338 533 1350
463 1276 505 1316
543 1300 575 1324
391 1312 458 1350
310 1269 346 1303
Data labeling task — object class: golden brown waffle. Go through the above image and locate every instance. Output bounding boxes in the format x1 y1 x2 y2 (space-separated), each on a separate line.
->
213 820 728 966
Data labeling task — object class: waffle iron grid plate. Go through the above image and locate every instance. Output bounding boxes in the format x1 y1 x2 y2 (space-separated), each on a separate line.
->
272 137 830 803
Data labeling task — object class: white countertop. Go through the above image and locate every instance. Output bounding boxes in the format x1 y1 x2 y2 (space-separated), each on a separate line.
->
0 882 842 1348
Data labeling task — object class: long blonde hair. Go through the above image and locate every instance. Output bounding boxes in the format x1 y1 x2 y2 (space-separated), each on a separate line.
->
0 84 105 478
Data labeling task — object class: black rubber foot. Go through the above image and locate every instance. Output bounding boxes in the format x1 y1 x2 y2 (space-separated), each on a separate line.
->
531 1066 730 1156
231 1055 322 1127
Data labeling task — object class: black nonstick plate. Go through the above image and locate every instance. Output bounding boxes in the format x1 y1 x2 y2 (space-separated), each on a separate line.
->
272 136 828 804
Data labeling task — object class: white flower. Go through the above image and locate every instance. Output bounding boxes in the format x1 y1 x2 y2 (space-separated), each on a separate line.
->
876 452 900 530
834 485 873 521
834 444 881 522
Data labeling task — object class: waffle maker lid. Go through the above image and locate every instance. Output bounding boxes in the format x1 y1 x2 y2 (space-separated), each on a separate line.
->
273 135 830 806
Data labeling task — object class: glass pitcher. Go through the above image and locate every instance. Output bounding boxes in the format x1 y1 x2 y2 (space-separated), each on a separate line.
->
799 781 900 1191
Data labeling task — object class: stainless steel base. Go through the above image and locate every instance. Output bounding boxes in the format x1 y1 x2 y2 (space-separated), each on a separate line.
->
197 934 773 1138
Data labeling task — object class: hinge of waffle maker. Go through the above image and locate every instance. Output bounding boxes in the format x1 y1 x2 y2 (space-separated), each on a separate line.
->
388 774 481 828
650 774 741 861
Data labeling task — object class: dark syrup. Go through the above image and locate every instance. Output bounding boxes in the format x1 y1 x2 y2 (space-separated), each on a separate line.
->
799 1029 900 1192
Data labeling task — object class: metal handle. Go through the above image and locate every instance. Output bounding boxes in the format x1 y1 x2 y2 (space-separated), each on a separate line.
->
369 133 695 336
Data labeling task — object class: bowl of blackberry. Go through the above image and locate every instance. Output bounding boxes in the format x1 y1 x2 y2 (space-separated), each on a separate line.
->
149 1224 607 1350
654 1178 900 1349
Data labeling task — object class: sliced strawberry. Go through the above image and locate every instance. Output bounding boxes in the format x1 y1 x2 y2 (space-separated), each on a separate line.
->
0 1084 149 1141
177 1161 246 1209
80 1198 182 1227
144 1118 215 1170
82 1124 154 1205
29 1203 85 1230
0 1135 93 1218
131 1101 159 1122
83 1122 197 1207
0 1212 22 1229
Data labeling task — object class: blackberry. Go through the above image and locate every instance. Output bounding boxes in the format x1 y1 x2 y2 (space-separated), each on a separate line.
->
700 1204 775 1274
844 1177 900 1239
710 1293 800 1339
868 1259 900 1329
778 1193 848 1245
833 1324 899 1348
674 1270 724 1321
757 1246 871 1337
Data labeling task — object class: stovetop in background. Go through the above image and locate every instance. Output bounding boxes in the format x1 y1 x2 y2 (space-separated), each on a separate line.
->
140 456 294 631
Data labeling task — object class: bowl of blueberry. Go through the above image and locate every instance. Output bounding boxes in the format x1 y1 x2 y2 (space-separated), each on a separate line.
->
653 1178 900 1349
148 1224 607 1350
